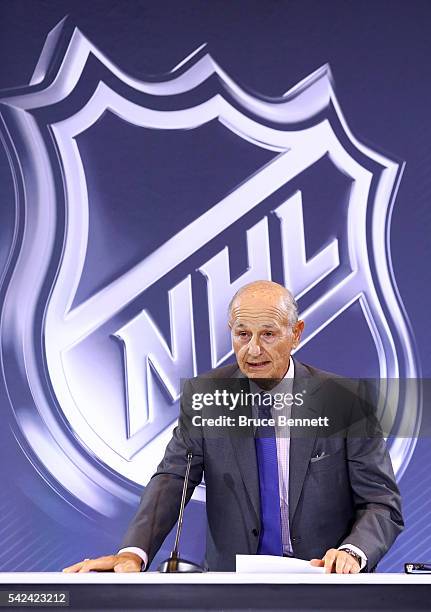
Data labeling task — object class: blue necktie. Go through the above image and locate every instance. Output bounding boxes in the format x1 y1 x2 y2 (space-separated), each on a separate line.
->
255 398 283 556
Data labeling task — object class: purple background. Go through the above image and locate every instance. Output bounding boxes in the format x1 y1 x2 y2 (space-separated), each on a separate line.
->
0 0 430 572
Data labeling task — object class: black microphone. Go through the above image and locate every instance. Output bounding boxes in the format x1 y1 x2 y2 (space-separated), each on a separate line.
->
158 450 204 573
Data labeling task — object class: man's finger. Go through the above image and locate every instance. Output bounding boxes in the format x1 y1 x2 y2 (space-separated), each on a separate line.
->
346 559 360 574
63 561 85 574
350 561 360 574
342 559 355 575
310 559 324 567
79 556 116 573
78 560 98 573
114 560 141 573
344 562 354 574
336 553 348 574
323 549 337 574
65 555 114 573
63 553 141 574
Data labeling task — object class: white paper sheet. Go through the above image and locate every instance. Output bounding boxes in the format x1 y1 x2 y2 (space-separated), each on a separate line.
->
236 555 325 574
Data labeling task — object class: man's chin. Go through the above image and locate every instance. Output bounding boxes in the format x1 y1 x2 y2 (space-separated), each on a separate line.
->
243 365 273 379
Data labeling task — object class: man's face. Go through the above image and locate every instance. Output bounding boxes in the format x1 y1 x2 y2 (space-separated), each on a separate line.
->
229 290 304 380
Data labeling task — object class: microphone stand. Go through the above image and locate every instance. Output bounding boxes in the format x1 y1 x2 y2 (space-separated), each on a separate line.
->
158 450 204 573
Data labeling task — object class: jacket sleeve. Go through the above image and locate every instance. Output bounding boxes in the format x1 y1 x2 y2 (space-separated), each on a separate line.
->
340 380 404 570
121 379 204 567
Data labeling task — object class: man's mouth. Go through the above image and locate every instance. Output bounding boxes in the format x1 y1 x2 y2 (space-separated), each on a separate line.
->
246 361 271 369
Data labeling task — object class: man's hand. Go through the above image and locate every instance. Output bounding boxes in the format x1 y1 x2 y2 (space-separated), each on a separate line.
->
63 552 142 573
310 549 360 574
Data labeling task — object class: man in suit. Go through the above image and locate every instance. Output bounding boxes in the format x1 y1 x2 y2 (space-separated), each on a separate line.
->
64 280 403 574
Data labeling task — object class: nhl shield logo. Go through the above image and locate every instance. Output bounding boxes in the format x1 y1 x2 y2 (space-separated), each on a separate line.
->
0 21 421 514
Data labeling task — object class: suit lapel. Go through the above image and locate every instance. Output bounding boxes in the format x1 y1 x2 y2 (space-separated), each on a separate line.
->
230 423 260 523
289 360 322 523
226 370 260 523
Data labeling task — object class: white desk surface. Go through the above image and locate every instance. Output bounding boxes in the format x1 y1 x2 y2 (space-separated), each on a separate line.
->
0 572 430 585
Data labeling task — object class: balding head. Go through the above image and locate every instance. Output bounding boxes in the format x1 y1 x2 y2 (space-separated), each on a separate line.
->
228 280 298 327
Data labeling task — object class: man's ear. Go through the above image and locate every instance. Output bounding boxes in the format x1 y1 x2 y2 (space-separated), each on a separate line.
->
294 320 305 345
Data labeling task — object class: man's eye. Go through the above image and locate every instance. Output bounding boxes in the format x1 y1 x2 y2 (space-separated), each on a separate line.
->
263 332 273 337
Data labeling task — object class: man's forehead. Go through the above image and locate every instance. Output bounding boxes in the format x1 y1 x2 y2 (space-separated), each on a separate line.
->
229 304 289 326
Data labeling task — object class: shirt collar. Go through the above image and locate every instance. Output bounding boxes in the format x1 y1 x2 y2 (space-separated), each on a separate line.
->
285 356 294 380
248 356 294 395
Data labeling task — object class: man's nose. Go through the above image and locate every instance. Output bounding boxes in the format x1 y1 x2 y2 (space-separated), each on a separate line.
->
248 337 261 357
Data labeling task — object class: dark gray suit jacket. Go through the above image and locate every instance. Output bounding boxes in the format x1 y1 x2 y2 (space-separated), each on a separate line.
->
122 360 404 571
